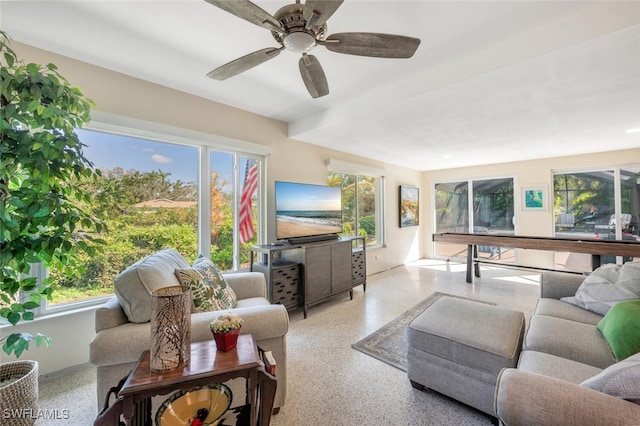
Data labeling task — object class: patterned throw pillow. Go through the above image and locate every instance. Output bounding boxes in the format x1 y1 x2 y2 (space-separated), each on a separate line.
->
581 352 640 403
561 262 640 316
175 256 238 312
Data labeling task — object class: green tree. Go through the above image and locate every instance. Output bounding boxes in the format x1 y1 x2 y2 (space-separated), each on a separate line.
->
48 167 200 300
90 167 196 217
210 171 234 270
554 173 615 225
47 167 237 300
0 31 105 357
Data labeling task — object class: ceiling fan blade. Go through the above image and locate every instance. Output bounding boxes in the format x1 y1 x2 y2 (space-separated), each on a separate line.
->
299 54 329 99
303 0 344 29
204 0 283 33
207 47 283 80
321 32 421 58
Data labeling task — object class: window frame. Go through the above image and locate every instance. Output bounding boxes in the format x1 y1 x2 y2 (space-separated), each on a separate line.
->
552 164 640 264
326 159 386 249
31 114 270 315
432 176 515 260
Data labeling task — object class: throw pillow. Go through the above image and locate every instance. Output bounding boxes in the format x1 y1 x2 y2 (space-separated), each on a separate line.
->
174 266 219 312
561 262 640 316
580 352 640 404
597 299 640 361
114 248 191 323
174 256 238 312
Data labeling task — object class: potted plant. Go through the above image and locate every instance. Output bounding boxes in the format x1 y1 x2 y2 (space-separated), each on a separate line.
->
209 313 244 352
0 30 104 418
0 360 38 425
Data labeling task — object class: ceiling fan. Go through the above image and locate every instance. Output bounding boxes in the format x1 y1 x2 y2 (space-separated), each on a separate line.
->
205 0 421 98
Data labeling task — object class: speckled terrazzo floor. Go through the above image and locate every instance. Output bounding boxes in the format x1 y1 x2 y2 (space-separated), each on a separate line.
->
37 259 540 425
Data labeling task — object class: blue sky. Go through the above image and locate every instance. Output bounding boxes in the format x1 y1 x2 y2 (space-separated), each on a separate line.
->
78 128 235 184
275 181 341 211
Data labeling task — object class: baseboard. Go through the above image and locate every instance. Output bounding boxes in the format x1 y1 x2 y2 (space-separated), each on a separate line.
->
38 362 94 383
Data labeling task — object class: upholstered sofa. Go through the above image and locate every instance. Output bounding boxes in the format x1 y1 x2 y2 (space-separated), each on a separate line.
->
495 265 640 425
89 248 289 413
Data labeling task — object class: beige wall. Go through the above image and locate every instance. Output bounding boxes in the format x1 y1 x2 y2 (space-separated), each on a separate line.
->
0 309 96 375
423 149 640 266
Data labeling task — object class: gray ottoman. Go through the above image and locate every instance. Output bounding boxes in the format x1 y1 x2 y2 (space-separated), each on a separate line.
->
407 296 525 417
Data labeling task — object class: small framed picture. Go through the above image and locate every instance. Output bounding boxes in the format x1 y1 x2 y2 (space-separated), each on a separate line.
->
522 185 547 211
399 185 419 227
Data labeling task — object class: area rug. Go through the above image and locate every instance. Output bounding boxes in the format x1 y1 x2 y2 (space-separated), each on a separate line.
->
351 292 495 371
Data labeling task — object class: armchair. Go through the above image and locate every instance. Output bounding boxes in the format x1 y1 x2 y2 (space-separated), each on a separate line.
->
89 249 289 413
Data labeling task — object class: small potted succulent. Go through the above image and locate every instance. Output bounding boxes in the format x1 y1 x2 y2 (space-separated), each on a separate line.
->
209 313 244 352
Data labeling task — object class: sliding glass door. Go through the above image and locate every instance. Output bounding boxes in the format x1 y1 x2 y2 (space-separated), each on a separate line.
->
553 166 640 269
434 178 514 262
434 181 468 259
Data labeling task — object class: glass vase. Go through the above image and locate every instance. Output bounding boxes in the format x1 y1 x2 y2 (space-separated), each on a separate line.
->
150 285 191 371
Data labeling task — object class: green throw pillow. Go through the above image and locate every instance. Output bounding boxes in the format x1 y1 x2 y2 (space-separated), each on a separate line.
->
597 299 640 361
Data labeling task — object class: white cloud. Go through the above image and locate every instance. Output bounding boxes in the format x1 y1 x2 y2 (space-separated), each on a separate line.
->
151 154 173 164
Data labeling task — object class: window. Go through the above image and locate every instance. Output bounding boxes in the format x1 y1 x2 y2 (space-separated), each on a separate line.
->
208 153 261 270
327 169 383 248
36 126 265 313
434 181 469 237
553 166 639 268
434 178 514 261
472 178 514 234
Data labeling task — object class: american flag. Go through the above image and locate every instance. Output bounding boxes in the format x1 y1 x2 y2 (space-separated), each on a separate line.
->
239 160 258 243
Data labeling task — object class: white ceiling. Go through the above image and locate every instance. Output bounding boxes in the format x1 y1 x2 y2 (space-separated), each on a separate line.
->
2 1 639 171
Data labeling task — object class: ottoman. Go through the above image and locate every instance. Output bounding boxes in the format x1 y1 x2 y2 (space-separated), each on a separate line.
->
407 296 525 417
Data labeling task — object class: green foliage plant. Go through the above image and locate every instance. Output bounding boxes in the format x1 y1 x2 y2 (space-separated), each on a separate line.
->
0 31 105 357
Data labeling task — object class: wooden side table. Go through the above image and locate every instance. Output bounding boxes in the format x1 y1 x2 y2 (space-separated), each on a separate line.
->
118 334 265 426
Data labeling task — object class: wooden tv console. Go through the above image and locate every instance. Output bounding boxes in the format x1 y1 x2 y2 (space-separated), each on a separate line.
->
250 236 366 318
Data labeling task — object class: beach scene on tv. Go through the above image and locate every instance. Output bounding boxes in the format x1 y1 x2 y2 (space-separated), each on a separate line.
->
276 182 343 239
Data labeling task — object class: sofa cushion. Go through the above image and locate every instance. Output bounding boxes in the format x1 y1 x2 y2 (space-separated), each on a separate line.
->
175 256 238 311
597 300 640 361
407 298 525 379
581 352 640 403
517 350 602 384
534 298 602 325
561 262 640 316
524 315 616 369
114 248 190 323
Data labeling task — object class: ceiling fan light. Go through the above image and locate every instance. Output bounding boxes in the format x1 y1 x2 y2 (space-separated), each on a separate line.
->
284 32 316 53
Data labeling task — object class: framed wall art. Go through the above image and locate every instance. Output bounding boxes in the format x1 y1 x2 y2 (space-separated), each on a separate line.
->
399 185 419 227
522 185 547 211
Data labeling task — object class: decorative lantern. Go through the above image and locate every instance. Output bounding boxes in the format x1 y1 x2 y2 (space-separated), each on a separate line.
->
150 285 191 371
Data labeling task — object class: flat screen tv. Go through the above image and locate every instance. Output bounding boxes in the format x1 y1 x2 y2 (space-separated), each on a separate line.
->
275 181 342 242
